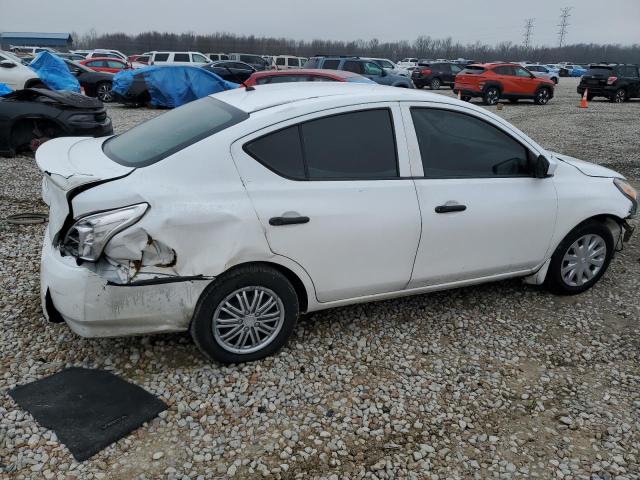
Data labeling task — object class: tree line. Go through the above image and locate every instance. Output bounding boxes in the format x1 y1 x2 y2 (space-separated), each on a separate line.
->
73 30 640 64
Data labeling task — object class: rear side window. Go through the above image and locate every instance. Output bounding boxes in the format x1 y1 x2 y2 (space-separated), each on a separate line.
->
343 60 362 74
322 59 340 70
410 108 530 178
174 53 189 62
304 57 319 68
276 57 286 65
245 126 306 179
154 53 169 62
244 109 398 180
104 97 249 167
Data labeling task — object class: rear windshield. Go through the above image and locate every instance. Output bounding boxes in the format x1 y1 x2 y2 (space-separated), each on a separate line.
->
585 67 613 76
103 97 248 167
460 66 486 74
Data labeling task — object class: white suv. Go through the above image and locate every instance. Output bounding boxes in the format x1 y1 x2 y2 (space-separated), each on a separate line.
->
149 51 210 65
37 84 637 363
0 50 41 90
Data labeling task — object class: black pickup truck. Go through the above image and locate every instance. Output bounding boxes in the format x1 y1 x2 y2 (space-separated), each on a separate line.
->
578 64 640 102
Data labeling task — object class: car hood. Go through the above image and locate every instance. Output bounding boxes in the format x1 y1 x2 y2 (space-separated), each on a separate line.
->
551 151 623 179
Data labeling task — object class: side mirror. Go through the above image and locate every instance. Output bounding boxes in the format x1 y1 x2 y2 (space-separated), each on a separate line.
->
534 154 551 178
0 60 16 69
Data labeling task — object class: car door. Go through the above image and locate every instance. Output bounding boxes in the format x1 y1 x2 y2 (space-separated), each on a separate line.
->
231 104 421 303
513 66 539 95
400 103 557 287
449 63 462 84
362 61 388 84
625 66 640 96
0 53 24 89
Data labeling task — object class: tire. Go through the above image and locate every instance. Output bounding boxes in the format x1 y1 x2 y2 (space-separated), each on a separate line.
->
611 88 627 103
534 87 551 105
96 82 114 103
552 77 558 85
25 80 46 89
482 87 500 105
190 265 299 364
587 94 594 101
508 98 518 104
429 78 441 90
461 95 472 102
544 221 614 295
415 84 424 89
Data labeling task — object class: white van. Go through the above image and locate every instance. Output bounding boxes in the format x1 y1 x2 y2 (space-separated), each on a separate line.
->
149 51 210 66
272 55 306 70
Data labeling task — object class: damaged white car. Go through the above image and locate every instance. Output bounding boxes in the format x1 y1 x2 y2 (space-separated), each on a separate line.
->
38 83 637 363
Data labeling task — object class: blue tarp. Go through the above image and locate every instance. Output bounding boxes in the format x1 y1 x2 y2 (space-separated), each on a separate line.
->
113 65 238 108
29 51 80 92
0 83 12 96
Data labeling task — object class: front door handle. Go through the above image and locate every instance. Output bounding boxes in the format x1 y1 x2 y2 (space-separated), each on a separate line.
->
435 204 467 214
269 216 310 226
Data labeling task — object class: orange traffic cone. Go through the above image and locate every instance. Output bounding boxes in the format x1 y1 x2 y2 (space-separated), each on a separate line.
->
579 88 588 108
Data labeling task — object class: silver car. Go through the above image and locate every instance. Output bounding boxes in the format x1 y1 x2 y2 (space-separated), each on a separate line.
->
525 65 559 84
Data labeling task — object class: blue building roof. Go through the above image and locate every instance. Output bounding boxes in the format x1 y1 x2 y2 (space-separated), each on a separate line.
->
0 32 72 47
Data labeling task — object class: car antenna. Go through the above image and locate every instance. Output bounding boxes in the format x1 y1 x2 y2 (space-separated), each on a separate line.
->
220 65 255 91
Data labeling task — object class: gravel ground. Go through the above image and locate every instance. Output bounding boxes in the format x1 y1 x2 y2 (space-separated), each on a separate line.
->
1 78 639 480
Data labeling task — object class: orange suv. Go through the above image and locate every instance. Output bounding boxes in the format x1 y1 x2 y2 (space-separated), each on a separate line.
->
454 63 555 105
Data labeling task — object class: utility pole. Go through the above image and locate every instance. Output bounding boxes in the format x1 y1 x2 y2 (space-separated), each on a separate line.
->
523 18 535 49
558 7 572 48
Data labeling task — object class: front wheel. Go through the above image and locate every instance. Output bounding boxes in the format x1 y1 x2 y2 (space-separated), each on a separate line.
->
190 265 299 363
482 87 500 105
534 87 551 105
544 221 614 295
96 82 114 103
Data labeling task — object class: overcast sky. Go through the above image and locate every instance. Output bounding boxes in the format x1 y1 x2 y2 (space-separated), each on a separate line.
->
1 0 638 46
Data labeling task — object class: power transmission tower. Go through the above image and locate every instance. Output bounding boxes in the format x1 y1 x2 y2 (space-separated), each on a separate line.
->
557 7 572 48
523 18 535 49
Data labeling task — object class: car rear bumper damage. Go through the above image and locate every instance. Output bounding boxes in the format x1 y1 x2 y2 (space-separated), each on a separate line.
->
40 227 213 337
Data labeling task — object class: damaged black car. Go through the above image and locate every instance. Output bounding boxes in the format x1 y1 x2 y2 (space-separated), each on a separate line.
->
0 88 113 156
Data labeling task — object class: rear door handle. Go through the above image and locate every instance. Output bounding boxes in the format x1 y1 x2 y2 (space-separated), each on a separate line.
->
435 204 467 214
269 216 310 226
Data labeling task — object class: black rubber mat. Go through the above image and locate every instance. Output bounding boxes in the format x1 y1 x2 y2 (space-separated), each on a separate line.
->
9 367 167 461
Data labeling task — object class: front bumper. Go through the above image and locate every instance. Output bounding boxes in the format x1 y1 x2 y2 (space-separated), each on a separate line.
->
40 228 212 337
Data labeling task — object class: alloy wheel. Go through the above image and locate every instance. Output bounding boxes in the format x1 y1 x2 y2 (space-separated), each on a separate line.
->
485 88 499 105
212 286 285 354
536 89 550 104
97 83 114 102
614 89 626 103
561 234 607 287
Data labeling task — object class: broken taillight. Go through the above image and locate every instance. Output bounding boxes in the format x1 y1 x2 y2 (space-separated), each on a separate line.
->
607 76 617 85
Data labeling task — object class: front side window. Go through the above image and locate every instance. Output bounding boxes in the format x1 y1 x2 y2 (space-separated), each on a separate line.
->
107 61 124 69
276 57 286 65
410 108 531 178
154 53 169 62
244 109 398 180
363 62 383 76
192 53 208 63
514 67 532 77
104 97 248 167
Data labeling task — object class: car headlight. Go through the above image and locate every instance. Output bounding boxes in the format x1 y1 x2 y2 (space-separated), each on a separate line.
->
68 114 97 124
614 178 638 216
62 203 149 261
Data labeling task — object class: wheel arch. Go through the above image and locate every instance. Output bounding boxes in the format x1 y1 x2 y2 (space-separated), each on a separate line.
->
215 260 311 313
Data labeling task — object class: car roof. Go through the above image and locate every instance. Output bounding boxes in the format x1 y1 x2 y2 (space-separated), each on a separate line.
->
81 57 125 62
212 82 462 113
251 69 363 79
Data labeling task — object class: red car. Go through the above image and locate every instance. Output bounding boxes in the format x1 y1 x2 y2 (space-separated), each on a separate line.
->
454 63 555 105
80 57 132 74
128 54 150 65
244 69 376 86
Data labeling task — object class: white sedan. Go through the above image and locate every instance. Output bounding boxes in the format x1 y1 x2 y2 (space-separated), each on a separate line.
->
37 83 637 363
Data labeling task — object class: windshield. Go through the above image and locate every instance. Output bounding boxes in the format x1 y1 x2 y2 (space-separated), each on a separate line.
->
103 97 249 167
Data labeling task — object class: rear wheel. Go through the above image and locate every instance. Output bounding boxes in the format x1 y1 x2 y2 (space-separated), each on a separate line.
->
190 265 299 364
96 82 114 103
544 221 614 295
429 78 441 90
534 87 551 105
482 87 500 105
611 88 627 103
